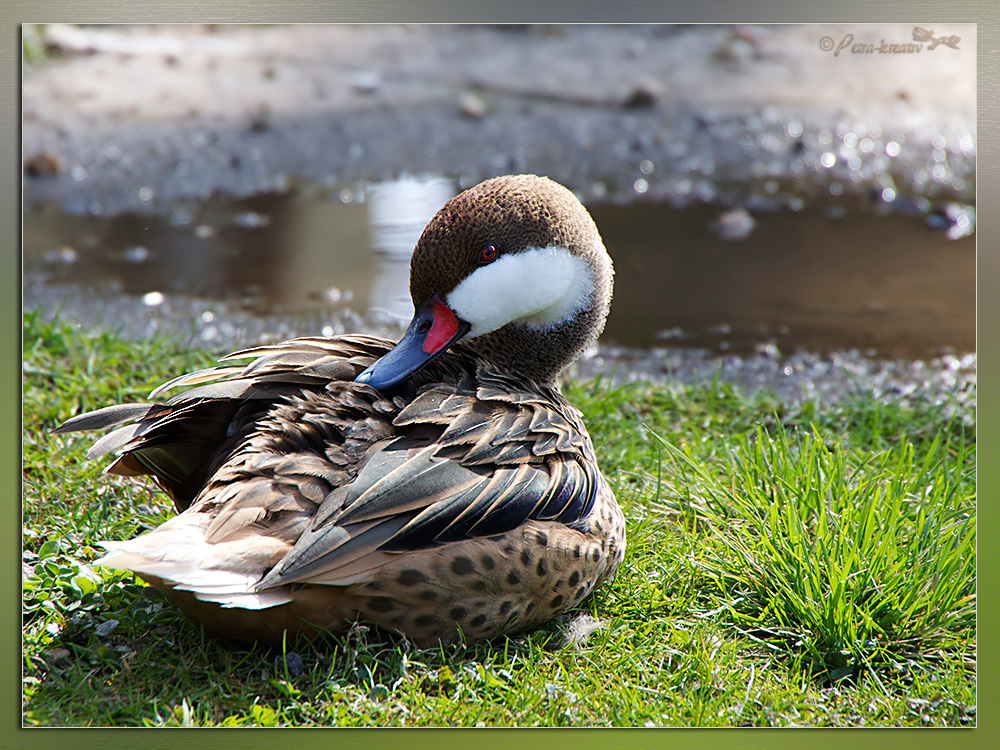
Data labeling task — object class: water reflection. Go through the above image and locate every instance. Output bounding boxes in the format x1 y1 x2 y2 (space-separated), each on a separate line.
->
591 198 975 357
366 177 455 325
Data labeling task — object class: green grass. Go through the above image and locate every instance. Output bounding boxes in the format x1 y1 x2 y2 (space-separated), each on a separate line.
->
22 311 976 726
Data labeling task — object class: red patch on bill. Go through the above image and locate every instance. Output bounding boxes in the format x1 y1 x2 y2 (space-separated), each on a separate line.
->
423 301 460 353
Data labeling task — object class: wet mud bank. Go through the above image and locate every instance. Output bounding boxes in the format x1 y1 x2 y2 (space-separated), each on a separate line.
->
24 25 974 214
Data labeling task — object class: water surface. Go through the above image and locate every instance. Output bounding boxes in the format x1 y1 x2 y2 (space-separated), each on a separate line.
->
24 177 975 360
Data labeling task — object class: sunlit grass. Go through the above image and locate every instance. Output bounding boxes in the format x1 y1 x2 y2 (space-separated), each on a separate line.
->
653 424 975 684
22 312 976 726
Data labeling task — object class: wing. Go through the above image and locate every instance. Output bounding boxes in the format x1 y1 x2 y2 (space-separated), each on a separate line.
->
53 335 398 510
254 360 601 590
57 335 601 599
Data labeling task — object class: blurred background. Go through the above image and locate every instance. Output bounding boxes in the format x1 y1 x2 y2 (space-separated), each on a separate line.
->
22 23 976 403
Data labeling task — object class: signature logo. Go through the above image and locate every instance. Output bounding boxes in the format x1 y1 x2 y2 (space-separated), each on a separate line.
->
912 27 961 50
819 27 961 56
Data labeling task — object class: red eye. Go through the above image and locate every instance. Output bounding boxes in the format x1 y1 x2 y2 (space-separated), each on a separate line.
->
479 245 497 264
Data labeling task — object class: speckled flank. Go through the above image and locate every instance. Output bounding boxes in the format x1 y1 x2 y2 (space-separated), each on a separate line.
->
354 515 626 646
56 175 626 648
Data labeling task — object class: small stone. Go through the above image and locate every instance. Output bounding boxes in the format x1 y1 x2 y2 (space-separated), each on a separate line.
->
44 246 78 265
459 90 488 119
94 619 119 637
710 207 755 240
351 71 381 94
279 651 304 678
24 152 60 177
123 245 150 264
45 648 71 667
622 79 659 109
233 211 270 230
247 116 270 134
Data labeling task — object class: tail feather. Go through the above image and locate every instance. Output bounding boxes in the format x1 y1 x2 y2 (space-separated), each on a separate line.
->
53 403 167 435
96 545 294 611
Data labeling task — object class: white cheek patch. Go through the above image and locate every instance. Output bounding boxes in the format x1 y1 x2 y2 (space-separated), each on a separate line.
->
446 246 593 337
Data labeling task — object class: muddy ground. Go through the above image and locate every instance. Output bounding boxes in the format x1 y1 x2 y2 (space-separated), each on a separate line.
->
24 24 975 213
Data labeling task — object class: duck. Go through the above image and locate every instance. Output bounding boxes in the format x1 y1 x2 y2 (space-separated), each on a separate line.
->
55 174 626 647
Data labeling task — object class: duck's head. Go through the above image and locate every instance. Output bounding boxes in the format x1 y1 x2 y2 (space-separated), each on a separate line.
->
356 174 614 389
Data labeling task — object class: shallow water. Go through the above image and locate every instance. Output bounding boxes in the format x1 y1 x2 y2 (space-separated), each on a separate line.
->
24 176 974 360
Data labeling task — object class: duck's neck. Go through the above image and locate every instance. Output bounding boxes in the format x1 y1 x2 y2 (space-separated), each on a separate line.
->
462 242 613 386
466 303 608 387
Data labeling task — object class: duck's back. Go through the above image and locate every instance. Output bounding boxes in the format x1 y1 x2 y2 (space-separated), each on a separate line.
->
57 334 625 645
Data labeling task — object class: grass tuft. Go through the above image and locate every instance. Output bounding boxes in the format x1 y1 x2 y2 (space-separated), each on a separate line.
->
651 423 974 684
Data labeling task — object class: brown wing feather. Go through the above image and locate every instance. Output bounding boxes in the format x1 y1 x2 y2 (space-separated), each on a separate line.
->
57 335 600 593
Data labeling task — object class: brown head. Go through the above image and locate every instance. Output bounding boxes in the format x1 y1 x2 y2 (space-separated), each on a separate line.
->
356 175 614 388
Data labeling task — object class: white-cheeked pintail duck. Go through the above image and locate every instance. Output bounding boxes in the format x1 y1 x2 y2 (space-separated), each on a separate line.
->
55 174 626 647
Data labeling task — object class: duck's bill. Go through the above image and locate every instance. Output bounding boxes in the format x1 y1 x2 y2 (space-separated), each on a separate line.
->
355 296 471 389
